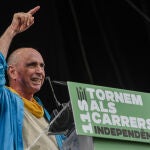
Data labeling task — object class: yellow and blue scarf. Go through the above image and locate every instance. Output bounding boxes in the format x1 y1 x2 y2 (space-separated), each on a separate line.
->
7 87 44 118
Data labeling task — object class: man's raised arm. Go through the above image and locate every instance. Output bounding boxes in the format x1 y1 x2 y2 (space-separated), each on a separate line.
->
0 6 40 58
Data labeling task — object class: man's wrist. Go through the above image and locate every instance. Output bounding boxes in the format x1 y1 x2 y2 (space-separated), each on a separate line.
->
7 25 17 38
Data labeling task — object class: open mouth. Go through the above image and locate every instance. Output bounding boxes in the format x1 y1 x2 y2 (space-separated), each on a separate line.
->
31 78 42 85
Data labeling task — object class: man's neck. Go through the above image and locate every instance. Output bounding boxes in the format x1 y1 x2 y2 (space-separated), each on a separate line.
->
9 86 34 100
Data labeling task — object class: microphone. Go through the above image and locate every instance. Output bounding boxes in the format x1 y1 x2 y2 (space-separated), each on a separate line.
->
51 80 67 86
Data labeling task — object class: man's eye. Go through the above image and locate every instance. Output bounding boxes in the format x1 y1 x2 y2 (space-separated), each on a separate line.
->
26 63 45 68
26 63 36 67
40 64 45 68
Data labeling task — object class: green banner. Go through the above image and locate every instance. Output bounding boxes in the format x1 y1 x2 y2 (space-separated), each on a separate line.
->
67 81 150 144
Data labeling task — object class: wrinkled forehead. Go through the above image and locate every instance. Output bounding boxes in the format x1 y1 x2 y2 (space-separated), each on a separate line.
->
25 51 43 60
7 48 45 66
17 49 44 63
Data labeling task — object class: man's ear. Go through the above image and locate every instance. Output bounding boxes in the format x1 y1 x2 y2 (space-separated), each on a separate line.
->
7 65 17 80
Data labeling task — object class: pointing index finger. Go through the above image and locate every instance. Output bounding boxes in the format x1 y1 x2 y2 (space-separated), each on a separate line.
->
27 6 40 15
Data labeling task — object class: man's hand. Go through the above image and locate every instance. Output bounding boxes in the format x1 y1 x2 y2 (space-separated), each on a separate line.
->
10 6 40 35
0 6 40 58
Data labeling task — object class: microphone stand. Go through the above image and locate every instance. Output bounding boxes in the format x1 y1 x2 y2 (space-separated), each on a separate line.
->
45 76 62 111
45 77 75 137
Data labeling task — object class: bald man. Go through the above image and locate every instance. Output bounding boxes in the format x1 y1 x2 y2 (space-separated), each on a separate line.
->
0 6 64 150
